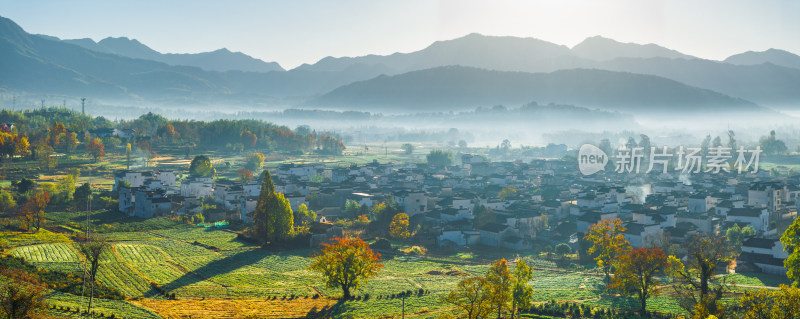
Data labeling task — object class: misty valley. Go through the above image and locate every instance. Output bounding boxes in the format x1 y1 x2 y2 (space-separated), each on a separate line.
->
1 5 800 319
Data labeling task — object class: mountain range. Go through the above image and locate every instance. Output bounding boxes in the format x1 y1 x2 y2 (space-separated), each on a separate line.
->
309 66 762 115
42 35 285 73
1 15 800 115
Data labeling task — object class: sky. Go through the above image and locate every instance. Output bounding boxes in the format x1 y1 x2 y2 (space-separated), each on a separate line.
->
1 0 798 69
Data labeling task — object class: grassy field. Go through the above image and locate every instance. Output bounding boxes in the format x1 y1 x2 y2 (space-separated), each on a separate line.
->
1 221 790 318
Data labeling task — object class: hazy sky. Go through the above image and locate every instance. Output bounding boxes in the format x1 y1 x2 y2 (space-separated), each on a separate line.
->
1 0 798 69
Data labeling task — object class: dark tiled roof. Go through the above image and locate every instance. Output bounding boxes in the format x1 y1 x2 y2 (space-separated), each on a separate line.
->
479 223 508 233
728 208 763 217
742 237 776 249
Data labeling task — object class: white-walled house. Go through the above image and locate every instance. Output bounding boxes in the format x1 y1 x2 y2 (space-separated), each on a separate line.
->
181 177 214 198
114 171 147 190
740 237 788 275
623 223 663 248
726 207 769 234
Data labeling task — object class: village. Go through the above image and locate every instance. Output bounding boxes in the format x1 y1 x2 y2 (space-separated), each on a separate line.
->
113 152 798 277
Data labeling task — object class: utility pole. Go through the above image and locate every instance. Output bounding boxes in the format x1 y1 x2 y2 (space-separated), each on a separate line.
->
401 294 405 319
63 99 66 108
41 99 45 110
81 98 86 115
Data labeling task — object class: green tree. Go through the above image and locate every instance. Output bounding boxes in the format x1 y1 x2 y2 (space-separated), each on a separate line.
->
639 134 651 158
253 169 293 244
77 236 110 314
344 200 365 219
13 178 34 195
700 134 711 156
726 223 755 256
555 243 572 259
189 155 216 178
486 259 512 319
35 144 57 172
308 237 383 300
712 136 722 148
626 136 638 150
245 153 266 171
727 130 736 150
294 203 317 226
760 130 788 155
426 149 454 166
55 174 76 204
445 277 492 319
73 183 92 211
0 192 16 213
500 139 511 153
272 193 294 239
401 143 414 155
510 260 533 319
781 216 800 286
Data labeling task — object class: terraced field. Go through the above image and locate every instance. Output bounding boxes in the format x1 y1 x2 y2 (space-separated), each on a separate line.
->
3 226 788 318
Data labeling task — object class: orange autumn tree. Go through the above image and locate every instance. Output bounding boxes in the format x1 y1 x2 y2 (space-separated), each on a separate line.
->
86 139 105 162
237 169 254 183
584 218 631 284
308 237 383 299
389 213 411 239
611 247 670 313
19 191 50 232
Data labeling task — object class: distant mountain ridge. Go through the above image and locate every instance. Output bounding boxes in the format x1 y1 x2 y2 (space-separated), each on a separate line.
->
571 36 695 61
295 33 800 107
3 15 800 112
50 35 285 73
309 66 764 115
724 48 800 70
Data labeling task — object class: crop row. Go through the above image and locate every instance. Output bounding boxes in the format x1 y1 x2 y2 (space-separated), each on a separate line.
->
11 243 81 263
95 261 153 298
45 291 161 319
115 244 168 263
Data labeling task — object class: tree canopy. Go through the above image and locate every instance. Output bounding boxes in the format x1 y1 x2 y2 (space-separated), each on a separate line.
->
426 149 454 166
611 247 670 312
389 213 411 239
253 169 293 245
308 237 383 300
584 218 630 283
189 155 216 178
781 216 800 286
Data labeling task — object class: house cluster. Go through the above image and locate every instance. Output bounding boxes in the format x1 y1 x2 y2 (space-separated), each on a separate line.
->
87 127 135 139
113 154 799 275
115 170 260 222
